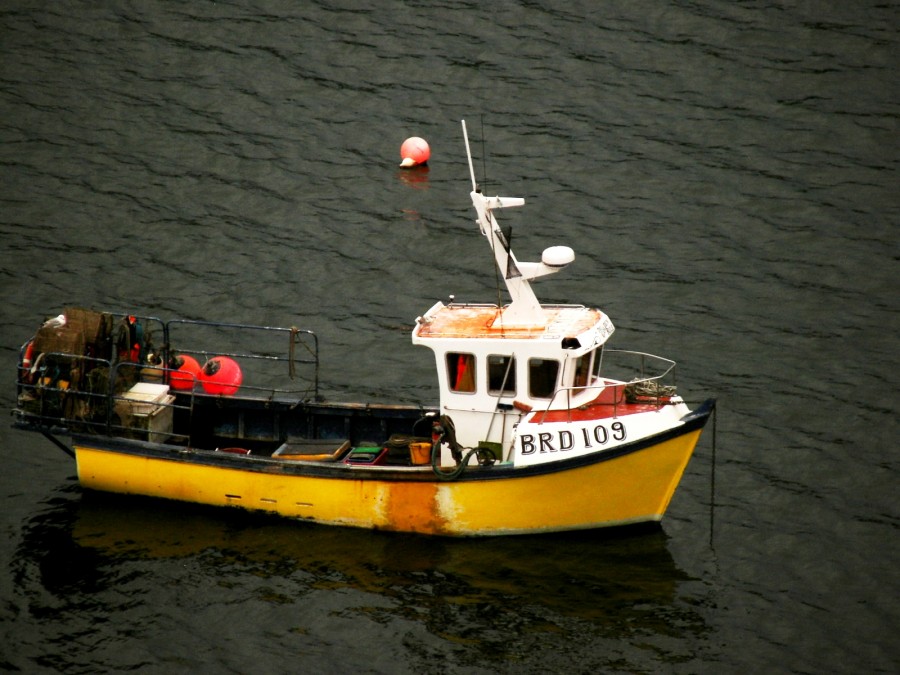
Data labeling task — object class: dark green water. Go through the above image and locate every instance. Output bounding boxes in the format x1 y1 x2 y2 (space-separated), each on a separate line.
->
1 2 896 672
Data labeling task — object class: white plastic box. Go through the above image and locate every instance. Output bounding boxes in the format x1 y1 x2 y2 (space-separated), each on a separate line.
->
115 383 174 442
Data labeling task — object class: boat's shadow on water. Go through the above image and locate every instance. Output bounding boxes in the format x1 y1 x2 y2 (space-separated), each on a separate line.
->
16 487 711 657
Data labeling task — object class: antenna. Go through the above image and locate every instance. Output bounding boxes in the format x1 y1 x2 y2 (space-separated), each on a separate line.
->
461 120 477 192
480 115 487 192
458 119 575 325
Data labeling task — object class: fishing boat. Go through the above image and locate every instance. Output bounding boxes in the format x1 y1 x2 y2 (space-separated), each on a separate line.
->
12 121 714 536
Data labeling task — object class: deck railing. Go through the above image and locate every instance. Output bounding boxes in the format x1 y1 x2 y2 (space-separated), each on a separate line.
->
536 349 678 423
14 317 319 439
164 319 319 400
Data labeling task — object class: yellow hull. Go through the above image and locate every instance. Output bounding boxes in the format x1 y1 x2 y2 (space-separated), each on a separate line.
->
75 426 704 536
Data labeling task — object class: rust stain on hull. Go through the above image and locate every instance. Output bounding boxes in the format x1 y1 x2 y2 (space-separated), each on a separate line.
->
382 480 445 534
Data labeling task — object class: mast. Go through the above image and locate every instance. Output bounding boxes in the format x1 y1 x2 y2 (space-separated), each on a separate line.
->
461 120 574 326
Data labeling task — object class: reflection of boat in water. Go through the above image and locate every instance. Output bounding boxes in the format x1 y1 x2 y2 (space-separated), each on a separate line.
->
11 489 709 665
13 121 714 536
66 492 688 622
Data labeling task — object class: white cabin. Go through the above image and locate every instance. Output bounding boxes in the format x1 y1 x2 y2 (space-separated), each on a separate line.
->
412 301 615 452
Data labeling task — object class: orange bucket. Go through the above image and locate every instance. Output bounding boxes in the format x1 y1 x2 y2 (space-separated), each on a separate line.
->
409 442 432 465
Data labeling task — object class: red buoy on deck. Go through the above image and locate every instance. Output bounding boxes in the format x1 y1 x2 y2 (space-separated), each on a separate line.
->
399 137 430 167
169 354 202 390
200 356 243 395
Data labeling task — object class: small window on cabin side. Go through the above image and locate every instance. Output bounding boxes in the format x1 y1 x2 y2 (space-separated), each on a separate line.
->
573 353 592 389
592 346 605 381
528 358 560 399
447 352 476 393
488 355 516 395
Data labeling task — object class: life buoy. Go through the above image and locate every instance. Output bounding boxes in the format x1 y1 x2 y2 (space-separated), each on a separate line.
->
22 340 35 369
20 340 36 383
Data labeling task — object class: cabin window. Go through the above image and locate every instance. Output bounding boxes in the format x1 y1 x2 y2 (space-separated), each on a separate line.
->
573 347 605 393
573 353 592 389
447 352 476 393
488 355 516 395
528 358 559 399
591 346 605 381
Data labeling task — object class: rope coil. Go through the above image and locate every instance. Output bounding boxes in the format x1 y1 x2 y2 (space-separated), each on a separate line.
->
430 415 497 480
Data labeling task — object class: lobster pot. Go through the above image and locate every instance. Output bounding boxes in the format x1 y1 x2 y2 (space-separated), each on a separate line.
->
33 325 84 356
114 383 174 443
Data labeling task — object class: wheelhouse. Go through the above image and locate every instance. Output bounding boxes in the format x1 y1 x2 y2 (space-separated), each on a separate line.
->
411 300 616 449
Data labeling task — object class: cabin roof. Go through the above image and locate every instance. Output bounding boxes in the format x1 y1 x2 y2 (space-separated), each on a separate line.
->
413 303 608 342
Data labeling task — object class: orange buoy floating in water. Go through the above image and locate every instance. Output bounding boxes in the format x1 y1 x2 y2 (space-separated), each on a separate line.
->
169 354 202 390
200 356 243 395
399 137 430 168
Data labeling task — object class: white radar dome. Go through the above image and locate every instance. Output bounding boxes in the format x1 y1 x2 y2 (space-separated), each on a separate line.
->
541 245 575 268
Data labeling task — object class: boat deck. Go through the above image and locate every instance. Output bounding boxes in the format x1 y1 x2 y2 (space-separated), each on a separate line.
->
531 380 679 424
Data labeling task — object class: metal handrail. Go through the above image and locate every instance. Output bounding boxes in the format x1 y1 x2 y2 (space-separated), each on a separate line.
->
107 361 193 443
535 349 678 424
165 319 319 399
14 316 321 439
15 351 115 434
